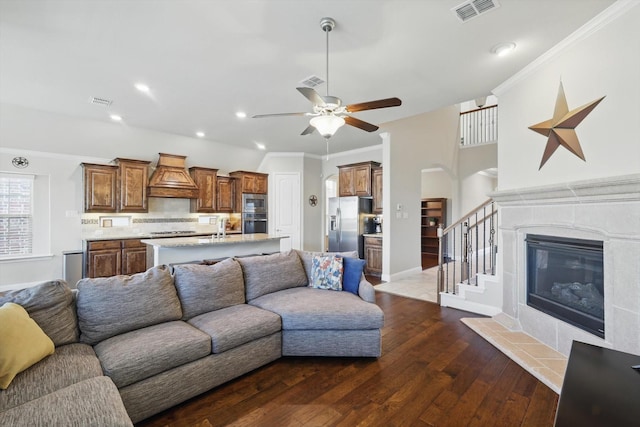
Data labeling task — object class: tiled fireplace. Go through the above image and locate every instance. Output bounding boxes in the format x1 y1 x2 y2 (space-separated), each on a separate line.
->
491 174 640 357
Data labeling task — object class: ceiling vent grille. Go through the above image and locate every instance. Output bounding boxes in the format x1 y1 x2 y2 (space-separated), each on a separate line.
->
452 0 500 22
299 75 325 88
89 96 113 106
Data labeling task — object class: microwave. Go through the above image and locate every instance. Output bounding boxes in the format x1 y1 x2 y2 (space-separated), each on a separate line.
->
242 193 267 213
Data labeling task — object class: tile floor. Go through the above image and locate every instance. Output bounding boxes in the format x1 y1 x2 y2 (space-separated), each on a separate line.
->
373 267 439 303
372 270 567 394
461 317 567 394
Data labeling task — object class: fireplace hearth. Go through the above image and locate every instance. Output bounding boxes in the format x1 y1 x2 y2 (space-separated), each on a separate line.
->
526 234 604 338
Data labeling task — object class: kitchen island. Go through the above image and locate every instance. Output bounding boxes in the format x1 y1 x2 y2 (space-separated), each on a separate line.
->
141 233 288 266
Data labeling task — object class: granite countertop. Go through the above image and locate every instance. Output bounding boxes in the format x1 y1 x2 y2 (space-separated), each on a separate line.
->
363 233 383 238
140 233 287 248
84 230 242 242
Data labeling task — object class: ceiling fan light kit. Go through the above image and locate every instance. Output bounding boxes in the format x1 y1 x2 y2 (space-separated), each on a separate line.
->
310 115 345 138
253 17 401 141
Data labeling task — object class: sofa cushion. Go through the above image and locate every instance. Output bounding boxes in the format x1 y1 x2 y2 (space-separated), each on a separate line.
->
310 254 343 291
188 304 281 353
343 257 366 295
0 343 103 412
76 265 182 345
0 279 79 346
249 287 384 330
0 303 55 389
173 258 245 320
94 321 211 388
0 376 133 427
238 250 308 301
295 250 358 285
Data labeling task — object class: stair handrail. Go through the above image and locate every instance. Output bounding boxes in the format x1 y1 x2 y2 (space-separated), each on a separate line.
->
442 198 494 234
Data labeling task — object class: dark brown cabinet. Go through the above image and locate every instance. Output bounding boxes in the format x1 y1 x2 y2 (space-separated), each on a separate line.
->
82 163 119 212
338 161 380 197
82 159 150 213
421 198 447 269
115 158 150 213
229 171 268 194
364 236 382 276
86 239 147 278
372 166 383 214
189 167 218 213
216 176 236 213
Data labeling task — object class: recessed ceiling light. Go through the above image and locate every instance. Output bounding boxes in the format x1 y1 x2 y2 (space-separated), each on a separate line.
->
236 111 247 119
255 142 266 150
109 114 123 122
134 83 150 93
196 131 205 138
491 42 516 56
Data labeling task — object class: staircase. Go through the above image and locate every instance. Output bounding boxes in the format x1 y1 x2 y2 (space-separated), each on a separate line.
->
437 199 502 315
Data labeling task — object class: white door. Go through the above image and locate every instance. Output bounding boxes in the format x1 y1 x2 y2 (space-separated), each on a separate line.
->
272 172 301 251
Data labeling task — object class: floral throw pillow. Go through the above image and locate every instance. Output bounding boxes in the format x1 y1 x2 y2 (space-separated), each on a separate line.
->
310 255 344 291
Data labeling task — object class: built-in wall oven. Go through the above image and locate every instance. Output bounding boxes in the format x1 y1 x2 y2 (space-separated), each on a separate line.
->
242 194 268 234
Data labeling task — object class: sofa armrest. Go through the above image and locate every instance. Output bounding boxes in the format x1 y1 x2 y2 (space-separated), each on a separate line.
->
357 276 376 303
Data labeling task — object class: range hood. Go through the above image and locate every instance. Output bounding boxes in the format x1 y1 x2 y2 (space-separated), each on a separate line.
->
147 153 199 199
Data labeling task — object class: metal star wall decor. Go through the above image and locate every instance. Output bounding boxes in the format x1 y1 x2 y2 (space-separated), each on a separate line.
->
528 81 605 169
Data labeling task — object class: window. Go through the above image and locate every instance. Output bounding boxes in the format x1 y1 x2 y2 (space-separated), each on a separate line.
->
0 173 34 257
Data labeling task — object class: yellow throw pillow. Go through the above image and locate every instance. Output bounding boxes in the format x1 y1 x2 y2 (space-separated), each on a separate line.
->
0 302 54 389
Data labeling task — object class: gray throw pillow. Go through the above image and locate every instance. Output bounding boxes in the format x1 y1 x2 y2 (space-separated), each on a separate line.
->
173 258 245 320
76 265 182 345
237 250 308 301
0 280 79 346
295 250 358 285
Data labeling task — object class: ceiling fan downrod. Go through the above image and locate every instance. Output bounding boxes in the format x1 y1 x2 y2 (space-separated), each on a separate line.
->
320 17 335 97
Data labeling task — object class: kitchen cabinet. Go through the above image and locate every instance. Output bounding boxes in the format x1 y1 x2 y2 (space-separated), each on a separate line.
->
86 239 147 278
338 161 380 197
364 236 382 276
82 163 119 212
216 176 236 213
189 167 218 213
229 171 268 194
115 158 150 213
421 198 446 269
372 166 383 214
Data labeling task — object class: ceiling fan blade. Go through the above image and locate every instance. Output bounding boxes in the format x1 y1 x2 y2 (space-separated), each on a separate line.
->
344 116 379 132
252 112 311 118
297 87 326 106
346 97 402 113
301 125 316 136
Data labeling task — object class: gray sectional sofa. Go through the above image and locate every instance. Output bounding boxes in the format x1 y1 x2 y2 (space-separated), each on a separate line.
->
0 249 384 425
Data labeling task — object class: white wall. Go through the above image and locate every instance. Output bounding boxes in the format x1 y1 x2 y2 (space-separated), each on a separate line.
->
495 4 640 190
0 104 265 285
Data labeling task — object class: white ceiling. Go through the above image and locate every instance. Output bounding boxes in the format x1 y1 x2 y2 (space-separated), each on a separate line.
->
0 0 615 155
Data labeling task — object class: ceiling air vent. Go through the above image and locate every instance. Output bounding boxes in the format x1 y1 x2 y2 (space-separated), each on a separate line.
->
299 75 325 88
89 96 113 106
452 0 500 22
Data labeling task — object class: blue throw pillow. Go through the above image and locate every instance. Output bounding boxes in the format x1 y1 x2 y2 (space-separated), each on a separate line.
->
342 257 366 295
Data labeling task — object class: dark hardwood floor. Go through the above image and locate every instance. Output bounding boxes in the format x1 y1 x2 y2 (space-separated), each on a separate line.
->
137 292 558 427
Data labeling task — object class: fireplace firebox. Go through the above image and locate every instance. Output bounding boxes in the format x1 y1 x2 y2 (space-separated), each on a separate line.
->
526 234 604 338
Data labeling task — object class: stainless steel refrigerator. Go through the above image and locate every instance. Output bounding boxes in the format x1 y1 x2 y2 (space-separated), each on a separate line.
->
328 196 372 259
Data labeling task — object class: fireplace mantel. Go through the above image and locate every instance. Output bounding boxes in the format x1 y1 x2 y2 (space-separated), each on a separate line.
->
490 173 640 206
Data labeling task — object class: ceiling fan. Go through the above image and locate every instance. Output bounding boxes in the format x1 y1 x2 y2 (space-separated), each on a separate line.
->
253 17 402 139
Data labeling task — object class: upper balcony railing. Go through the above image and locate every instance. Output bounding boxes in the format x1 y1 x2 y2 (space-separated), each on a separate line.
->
460 105 498 146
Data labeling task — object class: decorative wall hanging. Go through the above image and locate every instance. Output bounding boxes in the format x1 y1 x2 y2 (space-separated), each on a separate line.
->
12 156 29 168
308 195 318 207
528 81 605 169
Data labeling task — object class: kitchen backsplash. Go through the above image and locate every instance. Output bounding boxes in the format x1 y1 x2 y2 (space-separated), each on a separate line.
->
81 198 242 239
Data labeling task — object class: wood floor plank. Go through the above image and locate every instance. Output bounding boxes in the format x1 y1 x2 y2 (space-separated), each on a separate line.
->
137 293 558 427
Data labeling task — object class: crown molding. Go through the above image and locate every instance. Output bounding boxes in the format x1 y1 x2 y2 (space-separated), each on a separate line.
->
493 0 638 96
0 147 111 165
